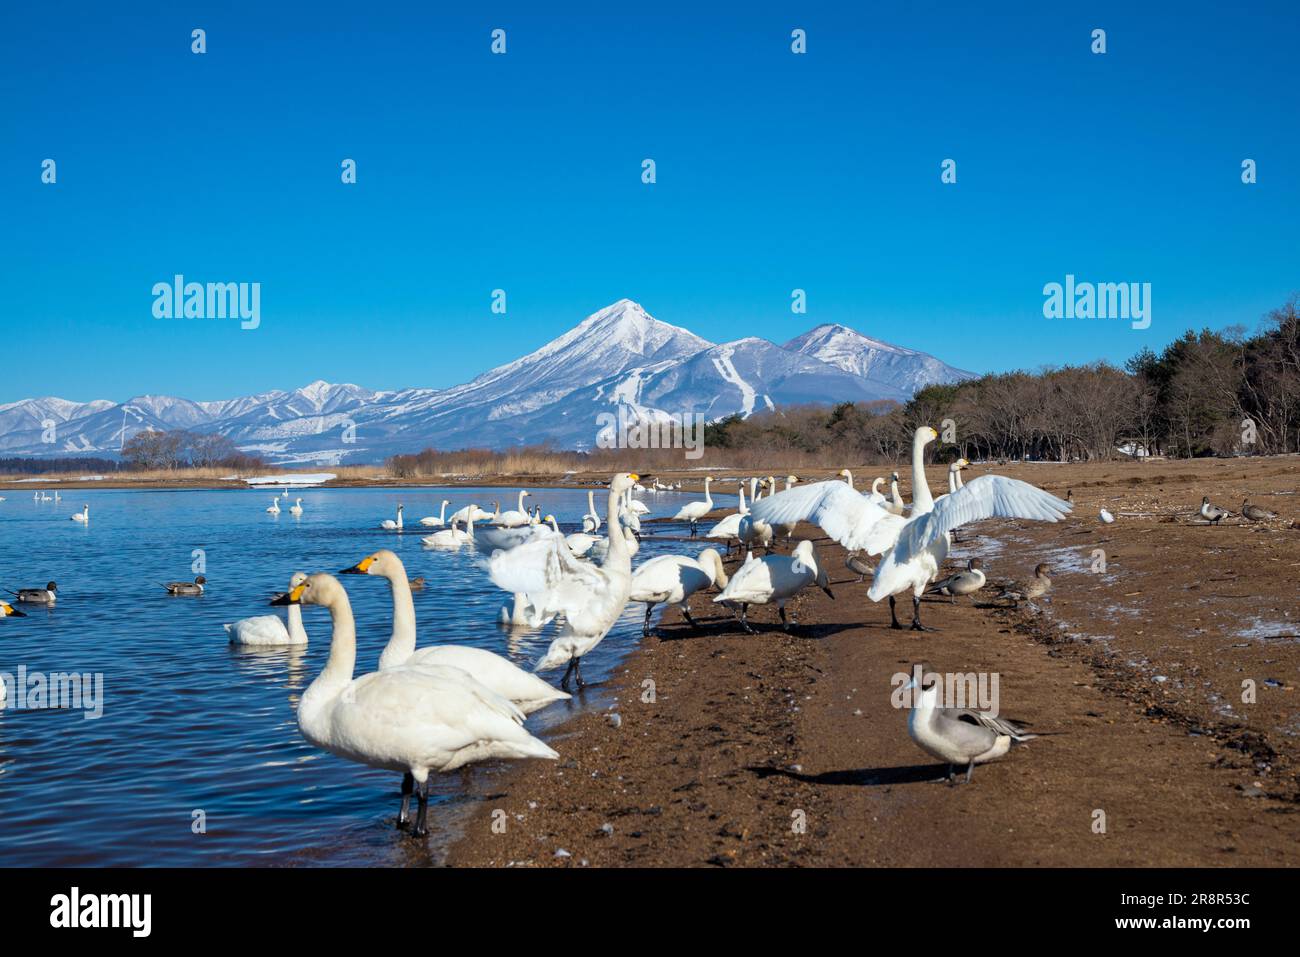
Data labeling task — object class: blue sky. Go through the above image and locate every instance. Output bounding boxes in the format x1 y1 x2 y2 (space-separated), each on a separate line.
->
3 1 1297 402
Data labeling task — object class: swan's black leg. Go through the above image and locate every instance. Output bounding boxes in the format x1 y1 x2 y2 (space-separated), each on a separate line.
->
946 764 957 786
642 603 653 637
910 595 936 632
779 604 792 632
398 771 414 827
739 603 757 635
681 606 699 630
411 777 430 837
560 658 576 692
889 595 904 629
574 657 586 690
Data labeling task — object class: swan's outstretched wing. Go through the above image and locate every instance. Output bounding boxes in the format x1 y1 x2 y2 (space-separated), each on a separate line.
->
749 481 899 553
894 475 1072 563
488 536 610 620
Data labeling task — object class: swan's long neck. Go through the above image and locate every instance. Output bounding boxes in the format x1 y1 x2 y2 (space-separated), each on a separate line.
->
703 477 713 506
378 568 417 670
286 603 307 643
948 469 957 494
911 434 934 514
844 471 854 488
465 514 475 539
604 485 632 571
703 549 728 587
738 483 748 514
439 501 448 522
516 490 526 513
956 470 964 490
587 490 596 516
300 592 357 725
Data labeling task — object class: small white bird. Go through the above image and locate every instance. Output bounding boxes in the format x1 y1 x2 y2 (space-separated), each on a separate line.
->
1099 508 1115 524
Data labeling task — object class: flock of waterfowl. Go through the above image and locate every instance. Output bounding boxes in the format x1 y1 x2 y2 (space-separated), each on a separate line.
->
2 431 1291 829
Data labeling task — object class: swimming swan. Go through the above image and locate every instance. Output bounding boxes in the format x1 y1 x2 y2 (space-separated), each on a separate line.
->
419 500 451 527
225 572 309 645
340 549 568 713
380 504 404 531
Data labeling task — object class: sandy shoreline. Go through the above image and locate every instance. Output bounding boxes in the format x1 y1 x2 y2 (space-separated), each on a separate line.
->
444 459 1300 867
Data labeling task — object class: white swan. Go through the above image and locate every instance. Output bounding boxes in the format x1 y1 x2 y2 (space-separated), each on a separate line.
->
775 475 800 540
476 514 560 553
450 502 494 525
225 572 309 645
629 547 728 635
704 480 749 550
672 476 714 536
419 500 451 527
266 498 280 515
750 426 1071 629
380 504 404 531
738 479 775 552
496 490 532 528
586 516 639 564
70 504 89 523
273 573 558 835
289 497 303 517
340 549 569 712
423 511 475 549
713 539 833 632
581 490 602 533
487 473 639 690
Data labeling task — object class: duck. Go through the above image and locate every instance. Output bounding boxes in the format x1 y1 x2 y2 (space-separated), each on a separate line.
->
995 563 1052 605
487 473 640 690
225 573 309 645
1241 499 1278 523
671 476 715 536
905 663 1039 784
380 504 404 531
713 539 833 633
339 549 569 712
289 498 304 517
749 426 1070 630
272 573 558 836
846 552 873 581
266 498 281 515
629 547 728 636
71 504 90 523
9 581 57 604
925 558 986 603
419 500 451 527
163 576 207 596
1200 496 1232 525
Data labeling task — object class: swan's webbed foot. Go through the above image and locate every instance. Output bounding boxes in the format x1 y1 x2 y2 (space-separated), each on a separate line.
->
910 597 937 632
642 604 654 637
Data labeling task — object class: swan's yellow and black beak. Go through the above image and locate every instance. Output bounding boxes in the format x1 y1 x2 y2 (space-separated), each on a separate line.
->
271 582 308 606
339 555 377 575
1 602 26 617
629 473 640 482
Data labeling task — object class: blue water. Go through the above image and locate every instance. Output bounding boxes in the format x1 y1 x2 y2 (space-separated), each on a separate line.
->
0 485 711 865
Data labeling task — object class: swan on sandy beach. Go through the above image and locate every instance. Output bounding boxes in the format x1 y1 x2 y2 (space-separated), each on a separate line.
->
272 573 557 836
713 539 833 633
629 547 728 636
487 473 640 690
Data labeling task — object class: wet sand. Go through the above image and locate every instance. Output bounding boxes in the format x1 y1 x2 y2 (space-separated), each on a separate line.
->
445 456 1300 866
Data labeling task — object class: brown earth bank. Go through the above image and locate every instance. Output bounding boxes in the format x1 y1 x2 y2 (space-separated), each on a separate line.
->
445 456 1300 867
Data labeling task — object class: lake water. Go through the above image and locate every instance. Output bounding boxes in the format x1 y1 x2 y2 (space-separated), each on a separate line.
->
0 485 714 866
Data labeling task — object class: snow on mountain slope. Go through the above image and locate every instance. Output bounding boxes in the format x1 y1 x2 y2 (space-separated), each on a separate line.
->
1 302 978 463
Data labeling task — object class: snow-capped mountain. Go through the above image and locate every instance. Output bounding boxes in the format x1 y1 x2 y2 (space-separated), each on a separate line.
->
783 324 976 394
0 300 979 463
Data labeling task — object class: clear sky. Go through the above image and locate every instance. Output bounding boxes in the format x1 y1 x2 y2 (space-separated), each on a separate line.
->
3 1 1297 403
